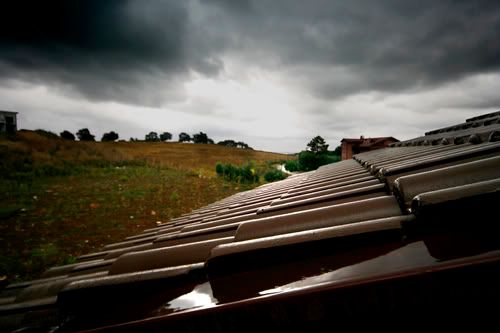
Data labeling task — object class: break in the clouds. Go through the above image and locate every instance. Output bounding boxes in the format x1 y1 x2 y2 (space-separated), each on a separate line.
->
1 0 500 152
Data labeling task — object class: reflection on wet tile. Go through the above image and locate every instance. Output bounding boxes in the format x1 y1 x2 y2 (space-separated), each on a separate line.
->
260 241 436 295
158 282 218 314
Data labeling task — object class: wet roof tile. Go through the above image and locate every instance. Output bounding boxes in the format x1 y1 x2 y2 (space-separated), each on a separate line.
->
3 112 500 331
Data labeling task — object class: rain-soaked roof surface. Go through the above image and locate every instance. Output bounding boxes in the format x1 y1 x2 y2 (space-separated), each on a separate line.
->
2 112 500 332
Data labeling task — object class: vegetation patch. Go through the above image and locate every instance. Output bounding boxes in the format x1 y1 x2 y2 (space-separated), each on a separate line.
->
0 130 292 282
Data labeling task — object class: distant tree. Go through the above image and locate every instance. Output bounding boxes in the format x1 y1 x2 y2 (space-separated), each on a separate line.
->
145 131 159 142
217 139 252 149
178 132 192 142
159 132 172 142
101 131 119 142
334 145 341 155
76 128 95 141
207 138 214 144
193 132 211 144
217 139 237 147
236 141 250 149
33 129 59 139
60 130 75 141
306 135 329 154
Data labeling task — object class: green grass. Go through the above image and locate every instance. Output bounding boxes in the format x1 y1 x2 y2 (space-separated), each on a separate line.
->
0 131 292 282
0 164 256 282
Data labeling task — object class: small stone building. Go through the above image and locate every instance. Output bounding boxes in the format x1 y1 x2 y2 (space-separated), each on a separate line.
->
0 110 18 133
341 136 399 160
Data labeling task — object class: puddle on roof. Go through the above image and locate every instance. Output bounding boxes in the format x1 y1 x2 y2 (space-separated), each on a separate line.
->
259 240 436 296
67 233 500 332
258 237 500 296
154 281 218 316
152 231 500 316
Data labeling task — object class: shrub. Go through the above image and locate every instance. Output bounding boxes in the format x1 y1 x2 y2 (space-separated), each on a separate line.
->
239 163 259 183
145 132 159 142
159 132 172 141
215 162 259 183
284 160 299 172
193 132 211 144
223 163 239 181
35 129 59 140
264 170 286 182
297 151 337 171
215 163 224 175
178 132 191 142
76 128 95 141
102 131 119 142
60 130 75 141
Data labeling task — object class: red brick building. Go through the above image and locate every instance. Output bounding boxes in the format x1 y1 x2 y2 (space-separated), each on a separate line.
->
341 136 399 160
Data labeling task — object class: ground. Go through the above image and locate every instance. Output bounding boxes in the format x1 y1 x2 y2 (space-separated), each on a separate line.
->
0 131 292 282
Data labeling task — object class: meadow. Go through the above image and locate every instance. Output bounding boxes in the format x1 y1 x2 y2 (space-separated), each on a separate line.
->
0 131 292 282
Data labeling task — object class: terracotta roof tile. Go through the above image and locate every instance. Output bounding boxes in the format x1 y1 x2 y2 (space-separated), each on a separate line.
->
3 112 500 331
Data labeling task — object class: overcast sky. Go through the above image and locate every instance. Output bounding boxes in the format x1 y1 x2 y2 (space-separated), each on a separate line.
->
1 0 500 152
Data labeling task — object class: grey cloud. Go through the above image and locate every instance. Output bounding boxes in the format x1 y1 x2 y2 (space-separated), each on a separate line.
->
1 0 500 106
0 0 224 105
206 0 500 96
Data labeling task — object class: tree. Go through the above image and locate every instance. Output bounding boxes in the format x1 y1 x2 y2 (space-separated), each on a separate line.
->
237 141 251 149
307 135 329 153
76 128 95 141
159 132 172 142
60 130 75 141
101 131 119 142
193 132 211 144
218 139 237 147
145 131 159 142
334 145 341 155
178 132 191 142
217 139 253 149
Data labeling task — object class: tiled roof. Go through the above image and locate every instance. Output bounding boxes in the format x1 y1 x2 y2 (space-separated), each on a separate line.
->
393 110 500 146
2 113 500 331
341 136 398 145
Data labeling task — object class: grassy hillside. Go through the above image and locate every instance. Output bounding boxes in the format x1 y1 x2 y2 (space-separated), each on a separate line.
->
0 131 292 282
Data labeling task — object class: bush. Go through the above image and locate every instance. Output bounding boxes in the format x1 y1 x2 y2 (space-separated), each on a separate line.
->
215 162 259 183
264 170 286 182
223 163 239 181
215 163 223 175
76 128 95 141
102 131 119 142
193 132 212 144
239 163 259 183
35 129 59 140
297 151 340 171
159 132 172 141
179 132 191 142
60 130 75 141
145 132 159 142
284 160 299 172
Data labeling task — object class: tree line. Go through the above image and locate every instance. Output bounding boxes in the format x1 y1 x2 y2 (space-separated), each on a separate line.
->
285 135 341 172
57 128 252 149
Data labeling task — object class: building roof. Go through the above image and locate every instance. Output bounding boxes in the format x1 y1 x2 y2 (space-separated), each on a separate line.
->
393 110 500 146
0 110 18 115
2 113 500 331
341 136 399 145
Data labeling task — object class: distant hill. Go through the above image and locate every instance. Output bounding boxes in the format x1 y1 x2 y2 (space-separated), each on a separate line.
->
4 130 292 174
0 130 293 282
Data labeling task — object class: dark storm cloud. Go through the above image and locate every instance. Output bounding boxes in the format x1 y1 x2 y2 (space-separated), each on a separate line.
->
0 0 223 105
1 0 500 105
209 0 500 97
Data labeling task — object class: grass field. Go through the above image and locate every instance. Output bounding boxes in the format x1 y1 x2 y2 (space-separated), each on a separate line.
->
0 131 293 282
